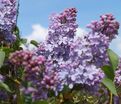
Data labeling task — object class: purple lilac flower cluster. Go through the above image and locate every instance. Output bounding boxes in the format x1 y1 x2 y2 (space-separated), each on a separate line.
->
0 75 8 101
37 8 120 92
9 50 49 100
9 8 120 100
87 14 119 41
0 0 17 43
9 50 45 81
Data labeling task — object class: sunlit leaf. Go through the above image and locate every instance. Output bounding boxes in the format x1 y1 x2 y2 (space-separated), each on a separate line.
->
102 77 118 96
30 40 38 47
107 49 119 70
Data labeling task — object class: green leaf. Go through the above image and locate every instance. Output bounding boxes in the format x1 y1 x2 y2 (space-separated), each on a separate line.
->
13 26 20 36
20 38 27 44
33 100 48 104
30 40 38 47
62 85 70 93
107 49 119 70
101 65 114 81
0 51 5 68
102 77 118 96
2 47 14 58
0 82 12 93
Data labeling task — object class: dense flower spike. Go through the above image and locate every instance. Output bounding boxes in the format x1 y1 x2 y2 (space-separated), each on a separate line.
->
47 8 78 44
37 8 111 92
9 50 45 81
0 0 17 43
9 50 47 100
87 14 120 41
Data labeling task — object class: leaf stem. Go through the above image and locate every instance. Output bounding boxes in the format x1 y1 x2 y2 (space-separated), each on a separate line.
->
109 92 113 104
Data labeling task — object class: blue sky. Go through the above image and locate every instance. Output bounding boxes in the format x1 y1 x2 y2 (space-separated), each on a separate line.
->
18 0 121 56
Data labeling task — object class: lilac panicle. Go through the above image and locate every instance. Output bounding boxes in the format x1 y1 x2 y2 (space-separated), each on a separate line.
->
41 11 119 92
37 8 108 92
87 14 120 41
0 0 17 43
9 50 45 82
47 8 78 44
9 50 46 100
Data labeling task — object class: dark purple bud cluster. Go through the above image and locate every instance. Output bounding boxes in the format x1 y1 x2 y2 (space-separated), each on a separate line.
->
87 14 120 41
9 50 45 81
8 8 120 101
9 50 47 100
41 71 59 90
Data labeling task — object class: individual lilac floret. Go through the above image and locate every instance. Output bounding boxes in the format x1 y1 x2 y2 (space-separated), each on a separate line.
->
87 14 120 41
0 0 17 43
0 74 4 82
115 58 121 85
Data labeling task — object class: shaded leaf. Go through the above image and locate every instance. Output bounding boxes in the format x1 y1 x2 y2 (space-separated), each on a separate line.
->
33 100 48 104
0 82 12 93
2 47 14 58
101 65 114 81
20 38 27 44
0 51 5 68
62 85 70 93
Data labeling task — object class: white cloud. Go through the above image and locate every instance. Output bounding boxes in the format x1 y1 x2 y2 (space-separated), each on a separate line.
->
76 28 87 38
24 24 48 42
110 36 121 56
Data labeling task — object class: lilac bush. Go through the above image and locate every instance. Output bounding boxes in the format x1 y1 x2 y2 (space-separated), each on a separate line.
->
0 0 121 103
